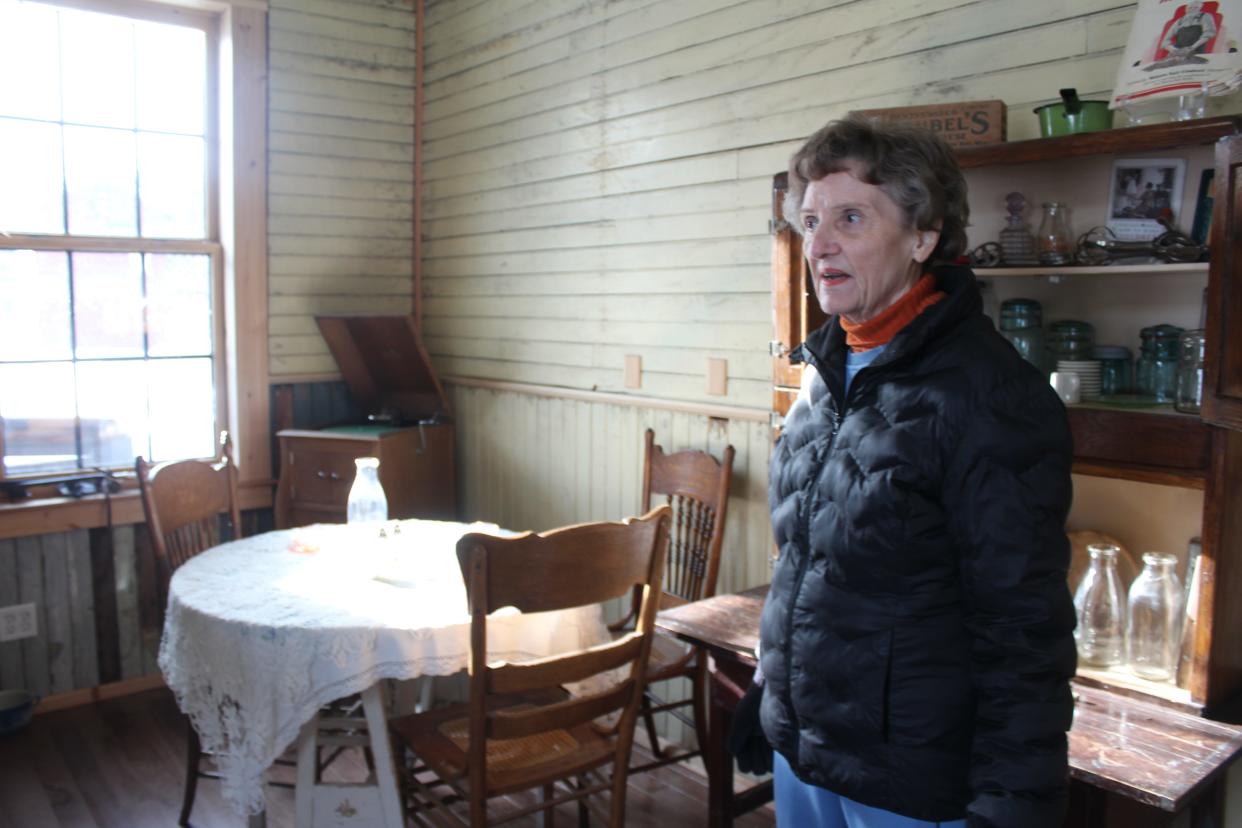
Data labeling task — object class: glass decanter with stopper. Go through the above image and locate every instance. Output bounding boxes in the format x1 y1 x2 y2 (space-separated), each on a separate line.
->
1127 552 1183 681
347 456 389 524
999 192 1039 266
1074 543 1125 668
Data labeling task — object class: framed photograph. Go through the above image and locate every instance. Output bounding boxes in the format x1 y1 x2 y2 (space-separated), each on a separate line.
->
1106 157 1186 241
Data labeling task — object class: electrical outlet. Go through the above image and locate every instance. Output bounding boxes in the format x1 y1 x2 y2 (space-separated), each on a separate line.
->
0 603 37 643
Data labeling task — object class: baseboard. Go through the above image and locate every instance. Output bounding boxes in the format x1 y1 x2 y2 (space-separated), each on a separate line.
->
35 673 167 714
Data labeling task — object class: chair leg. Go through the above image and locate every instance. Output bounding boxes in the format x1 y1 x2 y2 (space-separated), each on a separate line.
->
639 691 662 758
577 775 590 828
541 783 555 828
180 720 202 827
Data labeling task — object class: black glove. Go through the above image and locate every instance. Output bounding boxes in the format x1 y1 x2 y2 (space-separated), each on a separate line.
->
727 680 772 775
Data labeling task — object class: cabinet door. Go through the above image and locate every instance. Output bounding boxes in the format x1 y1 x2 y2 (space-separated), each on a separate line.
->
771 175 826 418
1202 134 1242 430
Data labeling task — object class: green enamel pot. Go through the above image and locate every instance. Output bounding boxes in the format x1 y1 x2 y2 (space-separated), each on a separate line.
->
1034 88 1114 137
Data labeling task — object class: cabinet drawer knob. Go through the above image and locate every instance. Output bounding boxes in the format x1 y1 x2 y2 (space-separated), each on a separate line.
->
316 470 340 480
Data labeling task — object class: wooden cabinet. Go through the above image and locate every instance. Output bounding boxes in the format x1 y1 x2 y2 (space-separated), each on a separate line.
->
274 315 457 528
275 425 455 527
769 118 1242 714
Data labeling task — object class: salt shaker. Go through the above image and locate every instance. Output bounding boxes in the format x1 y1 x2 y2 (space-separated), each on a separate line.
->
347 456 389 524
1074 543 1125 667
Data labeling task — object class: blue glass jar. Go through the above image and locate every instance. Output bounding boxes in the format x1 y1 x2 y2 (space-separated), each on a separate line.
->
1094 345 1133 396
1136 324 1184 403
1046 320 1095 363
999 298 1045 374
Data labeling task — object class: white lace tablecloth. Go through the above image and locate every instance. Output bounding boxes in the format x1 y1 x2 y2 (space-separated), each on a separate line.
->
158 519 613 816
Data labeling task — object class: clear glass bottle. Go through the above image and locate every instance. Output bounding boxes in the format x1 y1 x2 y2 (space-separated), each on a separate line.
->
1127 552 1183 682
999 192 1039 266
1037 201 1074 266
1135 324 1184 403
1174 329 1206 414
1074 543 1125 668
347 456 388 524
999 298 1045 374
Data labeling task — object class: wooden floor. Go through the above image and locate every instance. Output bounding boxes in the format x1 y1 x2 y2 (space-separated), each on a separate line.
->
0 688 775 828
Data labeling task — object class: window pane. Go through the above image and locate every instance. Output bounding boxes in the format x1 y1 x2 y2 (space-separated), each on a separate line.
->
0 3 60 121
0 362 78 474
0 250 71 361
147 254 212 356
64 125 137 236
148 357 215 461
60 6 135 129
139 133 205 238
136 22 205 135
76 360 146 468
73 252 143 358
0 118 65 234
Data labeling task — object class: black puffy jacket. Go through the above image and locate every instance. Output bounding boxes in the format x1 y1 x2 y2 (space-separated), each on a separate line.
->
759 265 1077 827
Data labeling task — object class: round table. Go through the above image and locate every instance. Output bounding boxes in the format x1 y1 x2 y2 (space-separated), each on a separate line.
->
158 519 613 817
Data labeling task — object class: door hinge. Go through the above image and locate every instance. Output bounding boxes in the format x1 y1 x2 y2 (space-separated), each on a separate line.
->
769 411 785 429
769 340 789 358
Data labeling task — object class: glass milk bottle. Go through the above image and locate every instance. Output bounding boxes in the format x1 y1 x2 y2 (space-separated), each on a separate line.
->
347 457 389 523
1127 552 1183 681
1074 544 1125 667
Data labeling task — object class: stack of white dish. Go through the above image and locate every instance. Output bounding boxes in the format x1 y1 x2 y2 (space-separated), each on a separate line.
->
1056 359 1101 400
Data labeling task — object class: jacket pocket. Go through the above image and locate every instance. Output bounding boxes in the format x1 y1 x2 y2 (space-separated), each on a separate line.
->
885 626 974 749
792 626 893 743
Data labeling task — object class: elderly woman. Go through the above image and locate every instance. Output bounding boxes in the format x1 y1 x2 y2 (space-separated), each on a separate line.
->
758 119 1076 827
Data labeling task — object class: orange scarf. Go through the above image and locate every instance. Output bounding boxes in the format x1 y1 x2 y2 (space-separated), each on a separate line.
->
840 273 945 352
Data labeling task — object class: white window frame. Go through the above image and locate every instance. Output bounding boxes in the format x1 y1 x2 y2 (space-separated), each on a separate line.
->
0 0 269 528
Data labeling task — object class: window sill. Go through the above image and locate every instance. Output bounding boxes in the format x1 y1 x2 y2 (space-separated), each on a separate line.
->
0 482 273 541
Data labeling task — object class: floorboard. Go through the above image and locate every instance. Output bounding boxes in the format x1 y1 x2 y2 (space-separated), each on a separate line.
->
0 688 775 827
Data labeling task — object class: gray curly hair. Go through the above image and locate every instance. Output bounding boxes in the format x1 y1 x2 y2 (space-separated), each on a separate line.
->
784 117 970 263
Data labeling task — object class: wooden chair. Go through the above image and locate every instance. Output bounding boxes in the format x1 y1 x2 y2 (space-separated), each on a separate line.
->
137 431 243 827
611 429 734 774
389 506 671 827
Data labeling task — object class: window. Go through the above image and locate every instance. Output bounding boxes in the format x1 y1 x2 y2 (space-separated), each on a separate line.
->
0 0 223 476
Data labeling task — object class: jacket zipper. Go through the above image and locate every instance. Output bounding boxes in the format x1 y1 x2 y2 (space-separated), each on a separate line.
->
781 353 845 745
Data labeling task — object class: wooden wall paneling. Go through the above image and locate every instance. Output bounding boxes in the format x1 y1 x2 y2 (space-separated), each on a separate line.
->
0 539 21 691
16 536 48 698
89 528 120 686
135 526 160 676
267 0 416 382
40 533 72 695
111 526 143 681
65 530 97 691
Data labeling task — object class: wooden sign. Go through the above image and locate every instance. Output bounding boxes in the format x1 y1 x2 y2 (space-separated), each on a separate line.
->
849 100 1007 147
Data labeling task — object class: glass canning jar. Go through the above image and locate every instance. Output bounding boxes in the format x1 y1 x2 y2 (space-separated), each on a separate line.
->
1135 324 1184 403
1094 345 1133 396
1037 201 1074 266
1046 319 1095 363
1175 329 1206 414
999 298 1045 374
